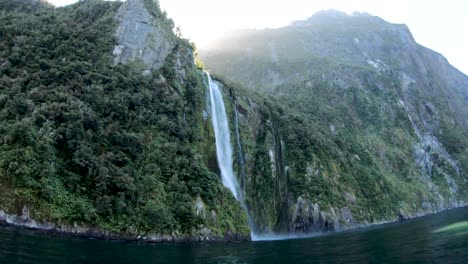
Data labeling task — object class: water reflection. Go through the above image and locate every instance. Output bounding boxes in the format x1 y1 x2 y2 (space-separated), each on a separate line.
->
434 221 468 235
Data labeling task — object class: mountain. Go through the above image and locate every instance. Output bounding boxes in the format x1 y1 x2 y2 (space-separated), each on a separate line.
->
0 1 467 240
0 0 248 241
201 10 468 232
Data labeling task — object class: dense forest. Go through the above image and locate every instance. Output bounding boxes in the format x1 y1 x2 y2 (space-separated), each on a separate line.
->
0 0 248 237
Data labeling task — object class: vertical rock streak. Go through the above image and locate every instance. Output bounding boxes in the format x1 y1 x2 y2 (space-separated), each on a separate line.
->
233 103 246 191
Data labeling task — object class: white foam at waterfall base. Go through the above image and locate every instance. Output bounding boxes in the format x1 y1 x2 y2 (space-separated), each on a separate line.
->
251 232 323 241
207 73 242 201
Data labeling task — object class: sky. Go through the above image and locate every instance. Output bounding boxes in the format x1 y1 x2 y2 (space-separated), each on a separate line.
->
49 0 468 74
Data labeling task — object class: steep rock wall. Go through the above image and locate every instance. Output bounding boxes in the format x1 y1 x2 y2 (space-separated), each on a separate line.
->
213 69 467 235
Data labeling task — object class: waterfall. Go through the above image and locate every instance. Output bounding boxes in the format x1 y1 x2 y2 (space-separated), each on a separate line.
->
207 73 242 201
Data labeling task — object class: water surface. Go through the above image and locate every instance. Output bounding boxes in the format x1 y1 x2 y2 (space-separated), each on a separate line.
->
0 206 467 263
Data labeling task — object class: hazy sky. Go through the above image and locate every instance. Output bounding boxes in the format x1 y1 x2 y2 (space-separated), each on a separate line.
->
49 0 468 74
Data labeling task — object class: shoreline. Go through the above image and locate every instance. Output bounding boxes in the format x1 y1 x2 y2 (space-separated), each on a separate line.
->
0 209 250 243
1 203 467 244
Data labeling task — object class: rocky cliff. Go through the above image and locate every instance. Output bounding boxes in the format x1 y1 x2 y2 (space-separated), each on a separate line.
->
113 0 174 70
113 0 194 77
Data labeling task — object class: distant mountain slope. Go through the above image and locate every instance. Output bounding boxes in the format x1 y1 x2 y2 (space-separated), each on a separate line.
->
201 10 468 233
201 11 467 131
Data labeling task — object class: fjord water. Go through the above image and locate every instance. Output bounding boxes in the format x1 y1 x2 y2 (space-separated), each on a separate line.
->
0 206 467 263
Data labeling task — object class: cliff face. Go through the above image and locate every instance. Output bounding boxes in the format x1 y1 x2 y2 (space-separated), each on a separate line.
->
202 11 468 234
113 0 174 70
113 0 194 76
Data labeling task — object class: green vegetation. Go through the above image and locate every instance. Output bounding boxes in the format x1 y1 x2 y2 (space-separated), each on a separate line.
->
0 0 248 237
221 75 430 229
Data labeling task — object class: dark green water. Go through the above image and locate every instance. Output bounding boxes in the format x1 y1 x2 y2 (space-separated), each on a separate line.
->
0 207 467 264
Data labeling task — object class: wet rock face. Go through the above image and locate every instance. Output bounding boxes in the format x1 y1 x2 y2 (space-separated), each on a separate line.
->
113 0 175 70
288 197 352 233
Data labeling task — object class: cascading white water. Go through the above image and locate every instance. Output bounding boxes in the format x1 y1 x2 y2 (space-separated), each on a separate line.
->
207 73 242 201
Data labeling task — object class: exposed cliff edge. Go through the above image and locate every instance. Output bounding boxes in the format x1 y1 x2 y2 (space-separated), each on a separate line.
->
113 0 194 78
113 0 174 71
